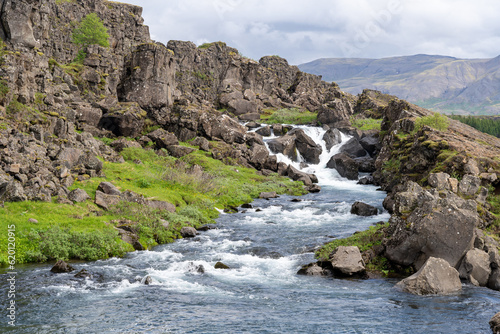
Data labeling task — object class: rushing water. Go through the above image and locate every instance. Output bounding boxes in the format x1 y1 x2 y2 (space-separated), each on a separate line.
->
2 126 500 333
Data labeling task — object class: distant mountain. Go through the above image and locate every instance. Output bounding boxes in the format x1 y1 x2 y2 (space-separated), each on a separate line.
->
299 54 500 115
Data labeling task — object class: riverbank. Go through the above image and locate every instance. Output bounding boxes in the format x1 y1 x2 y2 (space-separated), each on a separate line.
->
0 143 306 266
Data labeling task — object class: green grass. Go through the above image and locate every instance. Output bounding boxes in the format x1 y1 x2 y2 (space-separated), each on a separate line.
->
414 112 450 132
260 108 317 125
0 145 306 265
350 117 382 131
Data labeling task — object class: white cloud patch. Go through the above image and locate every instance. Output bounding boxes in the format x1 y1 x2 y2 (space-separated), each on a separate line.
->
122 0 500 64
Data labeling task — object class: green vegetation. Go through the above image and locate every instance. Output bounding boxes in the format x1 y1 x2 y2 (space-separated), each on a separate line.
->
350 117 382 131
0 145 305 266
414 112 450 132
450 115 500 138
260 108 317 125
72 13 109 61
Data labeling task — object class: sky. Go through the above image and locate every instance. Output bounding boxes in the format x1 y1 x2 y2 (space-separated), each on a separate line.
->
123 0 500 65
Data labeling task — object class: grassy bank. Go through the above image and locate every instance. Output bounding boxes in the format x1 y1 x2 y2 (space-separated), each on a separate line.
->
0 145 306 266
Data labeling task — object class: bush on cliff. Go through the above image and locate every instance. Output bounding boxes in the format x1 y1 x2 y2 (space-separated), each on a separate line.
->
414 112 449 132
72 13 109 61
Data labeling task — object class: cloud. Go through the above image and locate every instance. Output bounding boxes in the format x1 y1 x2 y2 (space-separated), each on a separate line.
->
123 0 500 64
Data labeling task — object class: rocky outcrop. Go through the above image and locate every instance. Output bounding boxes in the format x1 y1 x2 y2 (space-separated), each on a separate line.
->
384 180 478 270
395 257 462 295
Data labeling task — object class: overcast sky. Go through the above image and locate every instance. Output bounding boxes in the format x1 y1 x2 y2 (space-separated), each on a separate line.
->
123 0 500 65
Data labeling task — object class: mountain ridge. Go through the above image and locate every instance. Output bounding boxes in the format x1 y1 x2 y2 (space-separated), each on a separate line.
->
299 54 500 115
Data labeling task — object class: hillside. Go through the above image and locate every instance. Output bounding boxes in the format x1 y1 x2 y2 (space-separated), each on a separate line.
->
299 54 500 115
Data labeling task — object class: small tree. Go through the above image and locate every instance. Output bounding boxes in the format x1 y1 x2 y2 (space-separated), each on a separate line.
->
72 13 109 60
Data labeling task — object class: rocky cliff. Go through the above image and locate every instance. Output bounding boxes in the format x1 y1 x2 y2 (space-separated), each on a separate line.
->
0 0 354 204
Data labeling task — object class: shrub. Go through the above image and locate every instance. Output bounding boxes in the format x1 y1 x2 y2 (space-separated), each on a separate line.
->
414 112 449 132
72 13 109 61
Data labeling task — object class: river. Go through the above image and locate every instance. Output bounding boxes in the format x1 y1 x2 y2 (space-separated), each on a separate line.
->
1 126 499 333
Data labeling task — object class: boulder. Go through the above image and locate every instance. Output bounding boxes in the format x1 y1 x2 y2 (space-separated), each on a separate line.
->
490 312 500 334
489 269 500 291
287 165 313 186
297 262 330 276
459 175 481 197
147 129 179 149
428 172 451 190
329 246 365 276
339 138 367 158
247 143 270 170
68 189 90 203
326 153 358 180
359 133 381 157
267 135 297 161
97 182 122 196
290 129 322 164
459 249 491 286
323 128 342 151
51 260 75 273
255 126 272 137
95 190 121 210
395 257 462 295
215 261 230 269
166 145 195 158
384 181 478 269
146 200 176 213
180 226 197 238
306 184 321 193
0 181 27 202
192 137 210 151
351 202 378 216
259 191 277 199
56 148 84 168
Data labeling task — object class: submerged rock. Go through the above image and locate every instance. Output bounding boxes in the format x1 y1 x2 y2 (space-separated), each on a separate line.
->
395 257 462 295
215 262 230 269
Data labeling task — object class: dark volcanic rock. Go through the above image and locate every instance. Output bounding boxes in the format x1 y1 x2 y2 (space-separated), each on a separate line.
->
351 201 378 216
326 153 358 180
323 128 343 151
339 138 367 158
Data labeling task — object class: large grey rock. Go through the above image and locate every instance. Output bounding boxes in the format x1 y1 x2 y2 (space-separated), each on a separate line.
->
428 173 451 190
459 175 481 197
395 257 462 295
56 148 84 168
0 181 26 202
180 226 197 238
351 201 378 216
268 129 322 164
95 190 121 210
97 182 122 196
147 129 179 149
166 145 195 158
259 191 277 199
359 133 381 157
329 246 365 276
384 181 478 269
255 126 272 137
323 128 342 151
459 249 491 286
68 188 90 203
339 138 367 158
326 153 358 180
